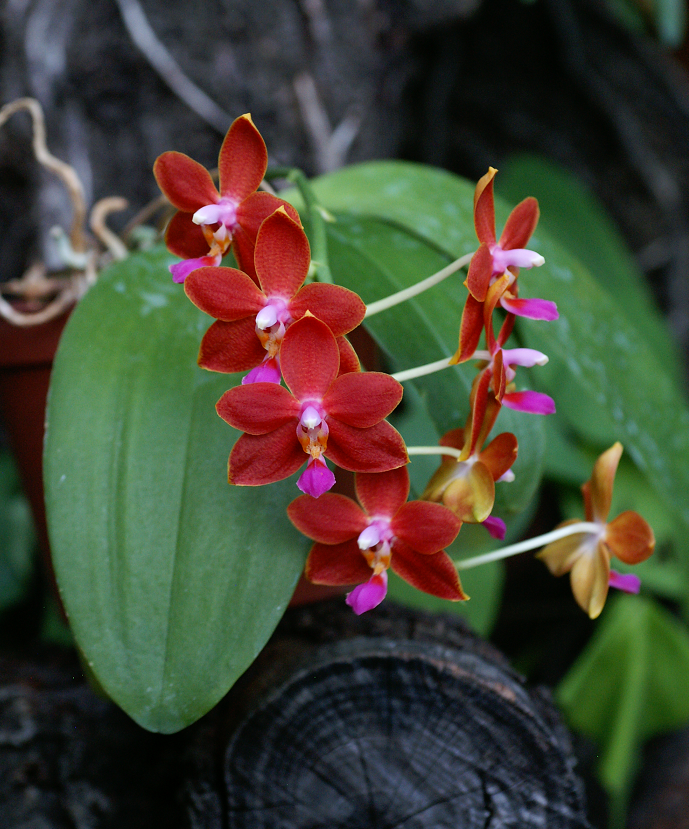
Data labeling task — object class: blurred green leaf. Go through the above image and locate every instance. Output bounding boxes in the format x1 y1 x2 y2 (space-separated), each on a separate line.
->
557 595 689 825
0 449 36 611
45 246 308 733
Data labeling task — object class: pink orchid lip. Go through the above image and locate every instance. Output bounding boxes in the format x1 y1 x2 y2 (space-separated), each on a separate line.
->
192 197 238 229
256 298 290 331
299 403 325 430
346 571 388 615
297 457 336 498
490 245 545 275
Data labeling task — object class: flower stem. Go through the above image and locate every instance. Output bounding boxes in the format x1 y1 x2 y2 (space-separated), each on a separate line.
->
407 445 463 459
266 166 333 284
454 521 600 570
364 252 474 318
391 357 453 383
391 349 490 383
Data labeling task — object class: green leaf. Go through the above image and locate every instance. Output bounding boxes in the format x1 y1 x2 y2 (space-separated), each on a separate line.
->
556 595 689 824
44 246 308 733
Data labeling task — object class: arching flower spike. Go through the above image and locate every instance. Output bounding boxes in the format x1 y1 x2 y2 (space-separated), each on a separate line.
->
185 208 365 383
216 315 408 497
288 466 466 614
154 113 299 282
538 442 655 618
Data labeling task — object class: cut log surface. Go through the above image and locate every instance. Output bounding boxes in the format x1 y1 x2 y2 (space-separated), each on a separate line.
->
218 602 590 828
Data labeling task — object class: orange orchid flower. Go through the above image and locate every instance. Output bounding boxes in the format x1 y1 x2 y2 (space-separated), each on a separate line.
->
538 442 655 618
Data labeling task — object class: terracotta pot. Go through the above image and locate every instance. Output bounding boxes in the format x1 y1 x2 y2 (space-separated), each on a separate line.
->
0 311 72 563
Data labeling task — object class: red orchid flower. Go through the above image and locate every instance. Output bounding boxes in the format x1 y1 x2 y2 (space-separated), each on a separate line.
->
185 207 365 384
154 113 299 283
465 167 554 320
288 466 466 614
216 314 408 497
422 391 517 523
538 442 655 618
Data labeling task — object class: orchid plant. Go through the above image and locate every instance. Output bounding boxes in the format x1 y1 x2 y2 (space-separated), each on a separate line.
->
39 110 689 825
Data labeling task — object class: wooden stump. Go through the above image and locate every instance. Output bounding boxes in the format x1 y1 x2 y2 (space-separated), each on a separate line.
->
191 601 591 828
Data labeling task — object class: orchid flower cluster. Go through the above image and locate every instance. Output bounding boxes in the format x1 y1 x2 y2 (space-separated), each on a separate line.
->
154 114 655 619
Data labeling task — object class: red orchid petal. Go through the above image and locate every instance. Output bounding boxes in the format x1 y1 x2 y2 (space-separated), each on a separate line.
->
502 390 555 415
198 318 265 373
491 350 506 402
154 151 218 212
216 383 299 434
496 311 516 349
337 336 361 375
473 167 497 246
450 294 484 365
217 114 268 202
439 427 467 454
500 296 558 321
326 419 408 473
231 226 258 284
392 501 461 554
465 244 494 301
323 372 403 428
483 272 512 353
355 466 410 518
605 510 655 564
281 315 340 400
499 197 539 250
236 192 301 242
253 208 310 298
469 369 492 451
228 423 305 486
391 542 467 601
287 493 368 544
165 211 210 258
586 442 623 524
305 539 371 585
472 391 502 455
289 283 366 337
480 432 518 480
184 266 265 320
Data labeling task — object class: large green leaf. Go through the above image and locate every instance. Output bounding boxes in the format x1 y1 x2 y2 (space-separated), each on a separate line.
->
44 246 308 733
557 595 689 826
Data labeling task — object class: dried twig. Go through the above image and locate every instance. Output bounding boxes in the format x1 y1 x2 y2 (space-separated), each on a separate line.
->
114 0 232 135
90 197 129 261
293 73 360 173
0 98 88 253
